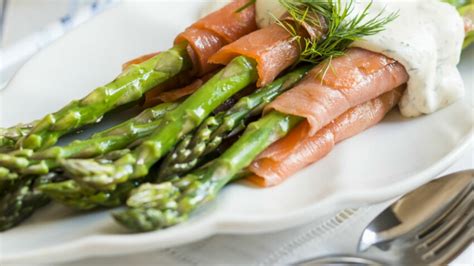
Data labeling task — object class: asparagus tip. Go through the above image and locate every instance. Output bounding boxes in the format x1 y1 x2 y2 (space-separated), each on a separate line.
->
113 208 185 232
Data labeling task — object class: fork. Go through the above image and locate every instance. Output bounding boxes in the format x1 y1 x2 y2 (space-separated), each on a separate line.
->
298 170 474 265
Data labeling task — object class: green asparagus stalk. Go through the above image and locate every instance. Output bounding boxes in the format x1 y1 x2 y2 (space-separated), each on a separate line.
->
114 111 302 231
38 178 143 210
0 148 142 229
63 56 258 189
0 122 37 152
158 66 311 179
0 173 55 231
0 167 18 181
16 43 191 151
32 101 179 160
0 102 178 176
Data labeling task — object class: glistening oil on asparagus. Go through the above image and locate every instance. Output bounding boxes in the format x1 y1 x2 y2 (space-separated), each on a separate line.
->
0 102 177 231
18 44 191 151
36 67 311 211
114 111 301 231
63 56 259 189
0 102 178 176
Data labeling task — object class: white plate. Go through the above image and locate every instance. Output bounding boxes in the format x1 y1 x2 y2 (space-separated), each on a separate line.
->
0 1 473 264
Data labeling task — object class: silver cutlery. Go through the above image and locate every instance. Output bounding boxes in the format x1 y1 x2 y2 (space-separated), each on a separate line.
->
298 169 473 265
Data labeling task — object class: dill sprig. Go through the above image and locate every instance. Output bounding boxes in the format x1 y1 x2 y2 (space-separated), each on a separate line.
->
277 0 398 64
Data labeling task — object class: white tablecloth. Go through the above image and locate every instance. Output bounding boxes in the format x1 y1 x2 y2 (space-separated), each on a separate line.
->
1 1 473 265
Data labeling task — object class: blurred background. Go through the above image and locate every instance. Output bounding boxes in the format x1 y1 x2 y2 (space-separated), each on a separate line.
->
0 0 119 90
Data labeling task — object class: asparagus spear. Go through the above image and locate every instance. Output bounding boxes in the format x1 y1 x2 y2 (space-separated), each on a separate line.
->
0 173 56 231
0 122 37 152
158 66 311 179
15 43 191 151
114 111 302 231
0 102 178 176
63 56 258 189
38 178 143 210
0 167 18 182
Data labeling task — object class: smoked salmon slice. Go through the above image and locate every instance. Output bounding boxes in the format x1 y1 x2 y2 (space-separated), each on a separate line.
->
175 28 226 75
210 24 301 87
176 0 257 75
210 10 327 87
265 48 409 136
248 87 404 187
191 0 257 43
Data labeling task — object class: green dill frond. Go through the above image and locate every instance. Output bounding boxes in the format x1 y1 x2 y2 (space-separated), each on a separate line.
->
236 0 257 13
277 0 398 64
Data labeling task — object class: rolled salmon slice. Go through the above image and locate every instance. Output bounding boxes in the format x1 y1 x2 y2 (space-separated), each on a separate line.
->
176 0 257 75
210 24 301 87
191 0 257 43
248 87 404 187
209 8 328 87
175 28 226 75
265 48 409 136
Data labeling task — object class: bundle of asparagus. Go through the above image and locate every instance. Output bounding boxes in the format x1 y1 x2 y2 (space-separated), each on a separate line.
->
0 0 257 230
37 67 310 209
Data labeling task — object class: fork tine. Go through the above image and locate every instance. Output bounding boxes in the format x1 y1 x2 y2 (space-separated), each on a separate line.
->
417 192 473 248
415 190 473 263
426 219 473 264
416 182 472 240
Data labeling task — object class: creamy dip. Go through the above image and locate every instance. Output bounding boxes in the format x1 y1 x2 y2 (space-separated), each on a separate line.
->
350 0 465 117
202 0 466 117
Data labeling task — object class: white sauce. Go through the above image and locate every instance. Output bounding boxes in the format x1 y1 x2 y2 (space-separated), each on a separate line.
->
349 0 465 117
202 0 466 117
